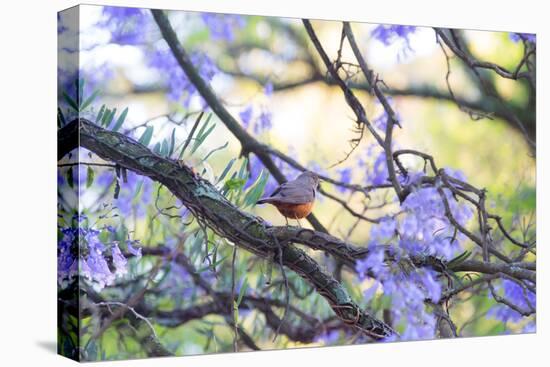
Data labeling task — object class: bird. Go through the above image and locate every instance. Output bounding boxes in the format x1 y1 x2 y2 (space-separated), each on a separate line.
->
256 171 321 226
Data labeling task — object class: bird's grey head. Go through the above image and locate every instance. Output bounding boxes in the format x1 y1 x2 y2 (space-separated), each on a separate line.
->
297 171 321 189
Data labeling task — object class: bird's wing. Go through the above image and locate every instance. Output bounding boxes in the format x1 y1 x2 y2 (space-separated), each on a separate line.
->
266 180 315 204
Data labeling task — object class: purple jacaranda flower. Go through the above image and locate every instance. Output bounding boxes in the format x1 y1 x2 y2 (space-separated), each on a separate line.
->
111 243 128 276
509 32 536 44
371 216 397 241
101 6 149 45
73 213 88 223
356 246 386 279
398 181 473 260
488 279 536 323
103 225 117 233
254 109 272 134
523 321 536 333
239 105 254 129
367 150 389 186
112 171 154 218
371 25 417 46
373 111 389 131
401 312 437 341
148 50 218 108
264 82 274 97
126 240 142 258
58 239 77 284
335 167 352 193
416 268 442 302
200 13 245 41
57 223 136 290
85 241 115 288
315 330 340 344
399 170 424 186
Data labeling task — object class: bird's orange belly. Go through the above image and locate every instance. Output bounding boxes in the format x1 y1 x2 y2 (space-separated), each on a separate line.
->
273 202 313 219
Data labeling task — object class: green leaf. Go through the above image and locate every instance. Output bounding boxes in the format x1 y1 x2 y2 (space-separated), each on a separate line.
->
188 113 215 154
104 108 117 128
79 89 100 112
196 255 229 273
168 128 176 157
191 121 216 154
86 166 95 188
95 105 106 123
138 126 154 146
237 157 248 180
77 78 84 107
236 277 248 306
243 170 268 207
111 107 128 132
223 177 246 192
101 108 111 126
193 114 211 141
448 250 471 268
66 167 74 188
62 92 79 112
160 139 169 157
217 158 236 183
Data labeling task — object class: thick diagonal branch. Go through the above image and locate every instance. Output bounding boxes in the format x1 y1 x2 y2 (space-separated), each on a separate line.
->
59 117 395 339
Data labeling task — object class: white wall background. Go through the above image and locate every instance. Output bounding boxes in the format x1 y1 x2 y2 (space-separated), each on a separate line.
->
0 0 545 366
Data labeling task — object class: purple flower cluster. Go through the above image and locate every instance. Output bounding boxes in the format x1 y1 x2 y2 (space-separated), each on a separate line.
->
238 82 275 134
200 13 245 41
371 25 417 46
509 32 536 44
101 6 150 45
372 98 401 132
149 49 219 108
256 109 273 134
356 244 441 340
488 279 536 324
336 167 352 193
95 170 154 217
58 220 142 290
314 330 340 345
239 105 254 129
363 147 390 186
355 166 474 339
400 181 473 260
239 104 274 134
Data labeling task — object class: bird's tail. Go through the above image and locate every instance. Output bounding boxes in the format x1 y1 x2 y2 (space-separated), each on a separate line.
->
256 198 273 205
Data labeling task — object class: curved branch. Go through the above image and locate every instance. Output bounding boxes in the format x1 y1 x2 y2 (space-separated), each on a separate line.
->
58 117 535 285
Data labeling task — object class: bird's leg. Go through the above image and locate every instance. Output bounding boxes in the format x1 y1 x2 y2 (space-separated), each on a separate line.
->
285 217 289 226
296 219 303 228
